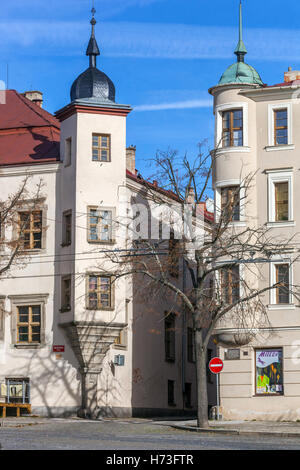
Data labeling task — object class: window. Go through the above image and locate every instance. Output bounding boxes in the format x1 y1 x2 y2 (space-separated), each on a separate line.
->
187 327 195 363
275 264 290 304
267 170 293 224
18 211 42 250
62 210 72 246
87 275 112 310
92 134 110 162
17 305 41 344
165 314 175 362
3 378 30 404
168 230 180 277
168 380 175 406
0 297 4 341
268 104 292 149
206 349 213 384
61 276 71 312
275 182 288 221
274 109 288 146
88 207 113 243
184 383 192 408
65 137 72 167
222 109 243 147
221 186 240 222
221 266 240 304
255 348 283 396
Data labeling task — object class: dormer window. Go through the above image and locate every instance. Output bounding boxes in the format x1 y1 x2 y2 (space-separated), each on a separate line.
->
92 134 111 162
222 109 243 147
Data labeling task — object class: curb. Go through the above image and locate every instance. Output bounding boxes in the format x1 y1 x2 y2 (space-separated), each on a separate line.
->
171 424 300 438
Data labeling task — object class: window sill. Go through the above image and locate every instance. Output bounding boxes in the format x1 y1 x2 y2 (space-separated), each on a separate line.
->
165 357 175 363
114 344 128 350
215 146 250 155
13 343 44 349
265 144 295 152
87 240 115 245
268 304 296 310
266 221 295 228
227 221 246 227
86 307 115 312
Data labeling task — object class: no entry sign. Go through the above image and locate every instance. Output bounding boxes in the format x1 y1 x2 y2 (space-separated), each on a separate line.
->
209 357 224 374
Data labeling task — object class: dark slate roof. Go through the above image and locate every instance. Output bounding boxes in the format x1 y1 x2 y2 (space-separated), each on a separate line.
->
70 67 116 103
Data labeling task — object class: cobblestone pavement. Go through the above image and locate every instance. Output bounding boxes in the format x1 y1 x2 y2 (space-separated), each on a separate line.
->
1 418 300 450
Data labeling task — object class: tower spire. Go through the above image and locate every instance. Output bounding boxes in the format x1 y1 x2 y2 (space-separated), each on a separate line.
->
234 1 247 62
86 3 100 68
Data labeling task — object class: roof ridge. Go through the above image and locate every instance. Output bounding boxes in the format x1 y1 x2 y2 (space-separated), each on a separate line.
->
13 90 60 129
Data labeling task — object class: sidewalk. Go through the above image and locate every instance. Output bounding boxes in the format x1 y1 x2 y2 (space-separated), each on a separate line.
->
165 419 300 437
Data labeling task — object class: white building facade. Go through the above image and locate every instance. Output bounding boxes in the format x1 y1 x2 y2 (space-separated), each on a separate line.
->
0 12 216 418
211 2 300 421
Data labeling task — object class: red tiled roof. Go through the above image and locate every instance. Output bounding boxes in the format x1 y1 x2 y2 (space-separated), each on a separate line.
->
0 90 60 166
263 81 293 88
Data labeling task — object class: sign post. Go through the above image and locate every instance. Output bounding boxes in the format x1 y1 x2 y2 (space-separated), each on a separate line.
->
208 357 224 421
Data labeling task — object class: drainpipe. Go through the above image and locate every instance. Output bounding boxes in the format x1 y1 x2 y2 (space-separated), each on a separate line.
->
181 259 187 412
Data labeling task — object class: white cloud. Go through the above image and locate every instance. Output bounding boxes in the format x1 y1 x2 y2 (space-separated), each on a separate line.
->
134 99 213 111
1 19 300 61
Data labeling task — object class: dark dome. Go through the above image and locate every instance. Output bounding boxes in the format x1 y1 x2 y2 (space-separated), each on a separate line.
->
70 66 116 103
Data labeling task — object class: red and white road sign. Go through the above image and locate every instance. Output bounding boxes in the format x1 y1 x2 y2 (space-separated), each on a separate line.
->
208 357 224 374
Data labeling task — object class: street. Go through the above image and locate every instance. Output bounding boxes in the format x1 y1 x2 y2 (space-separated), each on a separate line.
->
1 418 300 450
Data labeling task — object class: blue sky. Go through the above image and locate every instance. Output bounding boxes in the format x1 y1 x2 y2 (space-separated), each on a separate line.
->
1 0 300 178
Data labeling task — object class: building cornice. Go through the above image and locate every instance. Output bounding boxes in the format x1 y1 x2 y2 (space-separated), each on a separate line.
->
55 101 132 122
0 162 61 177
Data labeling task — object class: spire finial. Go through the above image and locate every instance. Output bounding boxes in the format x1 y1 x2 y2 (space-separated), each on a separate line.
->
234 0 247 62
86 1 100 68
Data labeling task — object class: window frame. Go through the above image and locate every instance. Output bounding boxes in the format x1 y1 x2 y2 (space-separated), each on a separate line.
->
167 379 176 406
221 265 240 305
267 170 293 226
267 103 293 150
18 210 43 251
221 185 240 222
60 275 72 313
92 134 111 162
86 274 115 311
62 210 72 247
87 206 115 244
269 259 293 307
165 314 176 362
215 102 249 152
9 294 48 349
215 179 245 225
187 327 195 363
222 109 243 148
64 137 72 167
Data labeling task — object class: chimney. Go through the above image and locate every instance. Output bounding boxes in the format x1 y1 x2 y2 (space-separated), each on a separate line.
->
187 187 195 205
126 145 136 174
22 90 43 108
284 68 300 83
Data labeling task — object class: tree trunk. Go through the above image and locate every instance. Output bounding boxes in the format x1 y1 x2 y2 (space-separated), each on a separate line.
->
194 327 209 428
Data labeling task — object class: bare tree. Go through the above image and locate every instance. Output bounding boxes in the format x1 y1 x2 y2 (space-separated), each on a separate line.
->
99 145 299 428
0 176 44 278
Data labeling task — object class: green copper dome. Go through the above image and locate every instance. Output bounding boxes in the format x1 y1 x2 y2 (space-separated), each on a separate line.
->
218 1 263 86
219 61 263 86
